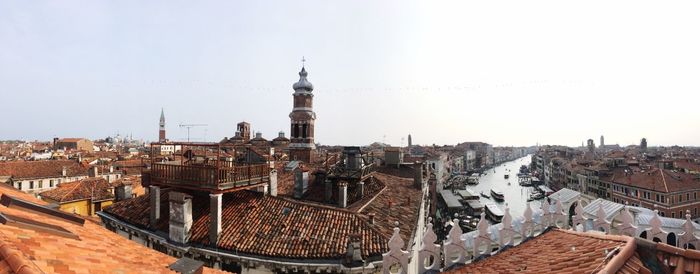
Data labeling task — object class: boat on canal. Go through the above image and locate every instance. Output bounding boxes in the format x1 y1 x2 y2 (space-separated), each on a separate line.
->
480 191 490 198
504 174 510 179
485 203 504 223
528 191 545 201
490 188 505 202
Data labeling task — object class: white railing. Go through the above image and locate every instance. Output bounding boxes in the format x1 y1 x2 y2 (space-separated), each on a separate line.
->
382 199 700 274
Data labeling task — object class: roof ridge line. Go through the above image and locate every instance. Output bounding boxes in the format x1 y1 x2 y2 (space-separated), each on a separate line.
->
61 180 84 202
660 169 669 192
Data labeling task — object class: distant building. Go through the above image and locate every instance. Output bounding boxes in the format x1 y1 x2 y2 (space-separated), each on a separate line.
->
600 135 605 148
53 138 94 152
0 160 89 194
271 131 290 150
237 121 251 142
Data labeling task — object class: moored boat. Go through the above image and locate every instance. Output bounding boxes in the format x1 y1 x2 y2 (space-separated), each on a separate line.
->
485 203 504 223
490 188 504 201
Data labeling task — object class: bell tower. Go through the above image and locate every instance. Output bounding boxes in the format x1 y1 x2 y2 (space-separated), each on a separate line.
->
288 59 316 163
159 108 166 143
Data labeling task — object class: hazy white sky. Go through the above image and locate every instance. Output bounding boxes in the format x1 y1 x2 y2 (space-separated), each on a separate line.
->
1 1 698 147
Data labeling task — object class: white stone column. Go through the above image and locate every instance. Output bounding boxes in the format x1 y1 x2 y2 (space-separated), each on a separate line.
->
209 193 222 246
169 191 192 244
149 185 160 229
268 170 277 197
338 181 348 208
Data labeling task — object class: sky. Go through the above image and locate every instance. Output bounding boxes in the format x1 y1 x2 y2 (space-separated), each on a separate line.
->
1 1 699 147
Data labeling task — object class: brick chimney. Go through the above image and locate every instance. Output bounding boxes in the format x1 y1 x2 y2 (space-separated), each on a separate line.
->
414 161 423 188
268 169 278 197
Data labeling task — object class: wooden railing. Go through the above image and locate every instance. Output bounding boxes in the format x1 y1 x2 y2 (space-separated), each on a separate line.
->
150 163 270 190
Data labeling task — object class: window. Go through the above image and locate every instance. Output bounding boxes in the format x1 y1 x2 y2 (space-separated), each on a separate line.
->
17 182 22 190
696 208 698 216
672 212 676 218
49 180 54 188
680 211 684 218
679 194 683 203
38 180 43 189
29 181 34 189
695 192 698 200
687 193 690 201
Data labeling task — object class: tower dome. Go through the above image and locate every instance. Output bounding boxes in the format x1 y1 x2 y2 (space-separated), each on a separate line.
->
292 67 314 91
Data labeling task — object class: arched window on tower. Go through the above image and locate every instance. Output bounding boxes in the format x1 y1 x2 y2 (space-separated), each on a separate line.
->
302 124 308 138
293 124 299 138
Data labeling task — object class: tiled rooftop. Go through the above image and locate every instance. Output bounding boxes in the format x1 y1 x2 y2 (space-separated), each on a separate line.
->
39 177 114 203
359 172 422 242
445 229 635 274
104 190 390 260
0 182 227 273
0 160 88 179
605 167 700 193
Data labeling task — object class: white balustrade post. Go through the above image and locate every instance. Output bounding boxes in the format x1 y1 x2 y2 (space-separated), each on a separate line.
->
382 223 409 274
644 209 668 242
571 198 587 232
472 212 493 258
418 218 440 274
615 203 637 236
593 203 611 233
521 202 535 238
443 217 467 269
499 206 515 247
679 210 700 249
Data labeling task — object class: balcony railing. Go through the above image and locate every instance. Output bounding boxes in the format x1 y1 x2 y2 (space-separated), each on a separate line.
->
149 162 270 191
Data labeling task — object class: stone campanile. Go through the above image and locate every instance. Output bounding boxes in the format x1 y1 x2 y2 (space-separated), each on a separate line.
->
288 64 316 163
159 108 166 143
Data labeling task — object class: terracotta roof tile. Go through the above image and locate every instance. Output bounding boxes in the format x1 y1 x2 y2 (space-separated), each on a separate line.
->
39 177 114 203
0 185 228 273
0 160 88 180
104 190 390 260
446 229 635 274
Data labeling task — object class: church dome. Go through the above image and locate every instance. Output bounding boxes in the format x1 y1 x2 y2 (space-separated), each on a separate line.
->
292 67 314 91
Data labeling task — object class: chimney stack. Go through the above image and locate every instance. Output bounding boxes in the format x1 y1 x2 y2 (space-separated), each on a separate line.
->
61 166 67 177
338 181 348 208
414 161 423 188
209 193 222 246
169 191 193 244
149 186 160 228
268 169 278 197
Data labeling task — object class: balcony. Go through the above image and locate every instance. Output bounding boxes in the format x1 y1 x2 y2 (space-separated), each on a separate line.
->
145 142 271 193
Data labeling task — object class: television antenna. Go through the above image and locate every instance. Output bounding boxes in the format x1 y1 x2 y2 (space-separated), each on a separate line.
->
179 123 208 142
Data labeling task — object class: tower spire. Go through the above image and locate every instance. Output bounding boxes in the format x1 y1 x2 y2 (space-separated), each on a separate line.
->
159 108 166 143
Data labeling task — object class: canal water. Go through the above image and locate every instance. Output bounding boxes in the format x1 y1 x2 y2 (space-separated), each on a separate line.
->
466 155 541 219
